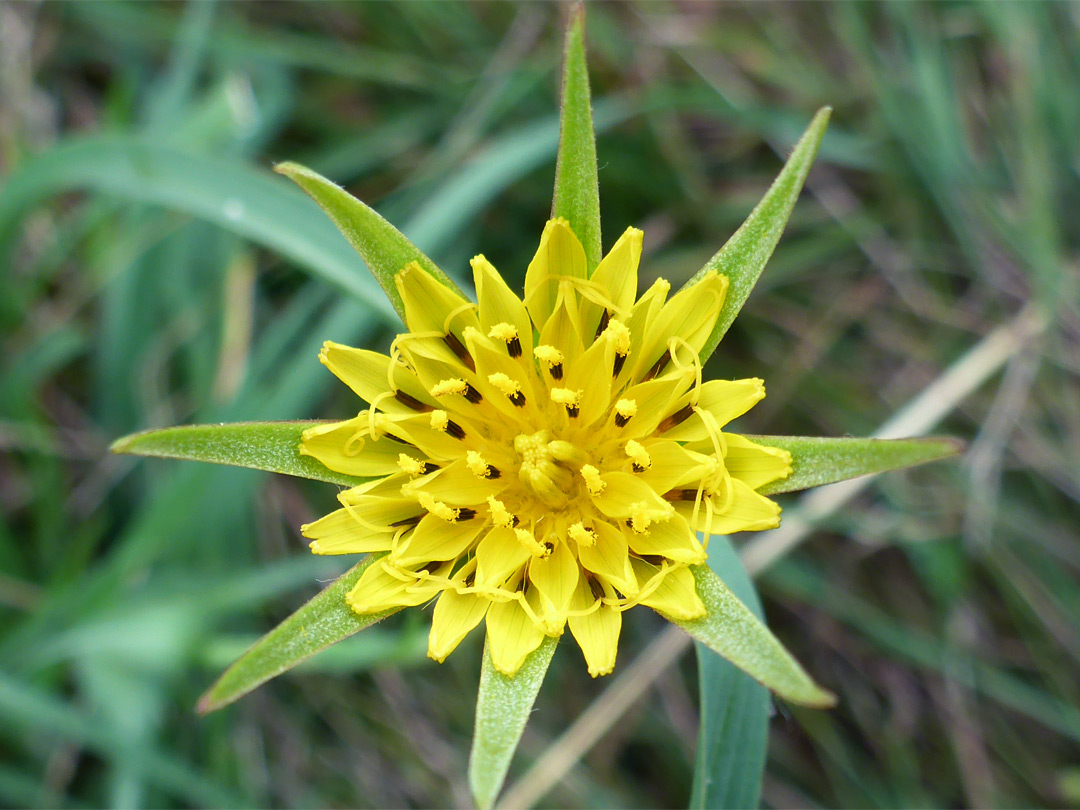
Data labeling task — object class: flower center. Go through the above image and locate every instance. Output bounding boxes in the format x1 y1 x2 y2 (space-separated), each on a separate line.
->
513 429 579 509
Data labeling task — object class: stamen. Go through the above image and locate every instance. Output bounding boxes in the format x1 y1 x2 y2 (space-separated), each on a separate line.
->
430 409 465 439
550 387 581 417
614 398 637 427
430 378 468 398
488 323 523 358
417 492 458 522
587 574 605 601
580 464 606 496
625 440 651 471
533 345 564 380
443 332 475 372
466 450 497 479
394 389 433 412
397 454 427 477
642 349 672 382
514 526 547 557
488 372 526 407
657 403 694 434
455 508 477 522
603 320 632 356
569 522 596 548
389 514 423 528
612 353 627 377
487 496 516 529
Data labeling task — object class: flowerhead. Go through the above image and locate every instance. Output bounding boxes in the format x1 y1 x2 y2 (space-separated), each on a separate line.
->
298 217 792 677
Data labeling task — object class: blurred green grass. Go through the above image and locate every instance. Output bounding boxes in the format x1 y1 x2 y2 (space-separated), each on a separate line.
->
2 1 1078 807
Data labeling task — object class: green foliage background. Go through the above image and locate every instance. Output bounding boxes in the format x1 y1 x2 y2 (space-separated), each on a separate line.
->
2 2 1078 807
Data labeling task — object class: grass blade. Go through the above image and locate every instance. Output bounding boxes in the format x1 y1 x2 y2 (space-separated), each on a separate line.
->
686 107 831 360
469 636 558 810
110 421 368 488
551 4 602 271
0 137 395 317
275 161 465 322
671 565 835 708
198 554 398 713
690 537 769 810
749 435 964 496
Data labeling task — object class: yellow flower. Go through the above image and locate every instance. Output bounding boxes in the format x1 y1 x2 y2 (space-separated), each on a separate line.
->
297 217 792 678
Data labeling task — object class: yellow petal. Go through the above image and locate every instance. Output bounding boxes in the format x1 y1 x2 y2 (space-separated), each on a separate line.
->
591 471 674 525
720 433 793 490
523 218 587 331
567 577 621 677
590 226 642 318
473 255 534 359
485 596 546 676
394 261 479 336
661 379 766 442
633 271 727 382
300 507 399 555
636 440 715 493
683 478 782 535
429 572 489 662
624 513 705 564
301 416 424 477
319 342 434 412
347 560 444 614
405 457 506 505
578 521 638 596
475 527 532 588
631 560 706 621
391 514 485 567
527 539 579 633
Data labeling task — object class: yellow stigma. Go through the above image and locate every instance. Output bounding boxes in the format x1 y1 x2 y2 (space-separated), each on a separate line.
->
515 526 547 557
603 319 631 355
467 450 492 477
487 372 521 397
569 522 596 547
418 492 459 522
533 344 564 369
580 464 605 496
487 496 516 529
625 440 651 470
488 322 518 342
397 454 426 477
430 378 468 398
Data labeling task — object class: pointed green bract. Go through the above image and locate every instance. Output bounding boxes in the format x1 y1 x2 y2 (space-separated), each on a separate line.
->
111 421 369 489
468 636 558 810
275 161 465 322
670 565 836 708
687 107 832 361
198 554 398 713
749 435 964 496
551 4 602 272
690 538 769 810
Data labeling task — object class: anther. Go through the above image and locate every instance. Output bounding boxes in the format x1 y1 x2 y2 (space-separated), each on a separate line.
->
637 553 665 566
390 514 423 528
488 323 523 358
431 409 466 439
587 575 605 601
663 488 699 502
533 345 564 380
455 508 477 522
641 349 672 382
395 389 433 412
657 403 694 434
418 492 459 522
614 398 637 428
613 353 627 377
443 332 475 371
594 309 611 340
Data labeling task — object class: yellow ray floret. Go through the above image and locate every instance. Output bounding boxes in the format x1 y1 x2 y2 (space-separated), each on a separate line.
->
302 221 791 677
